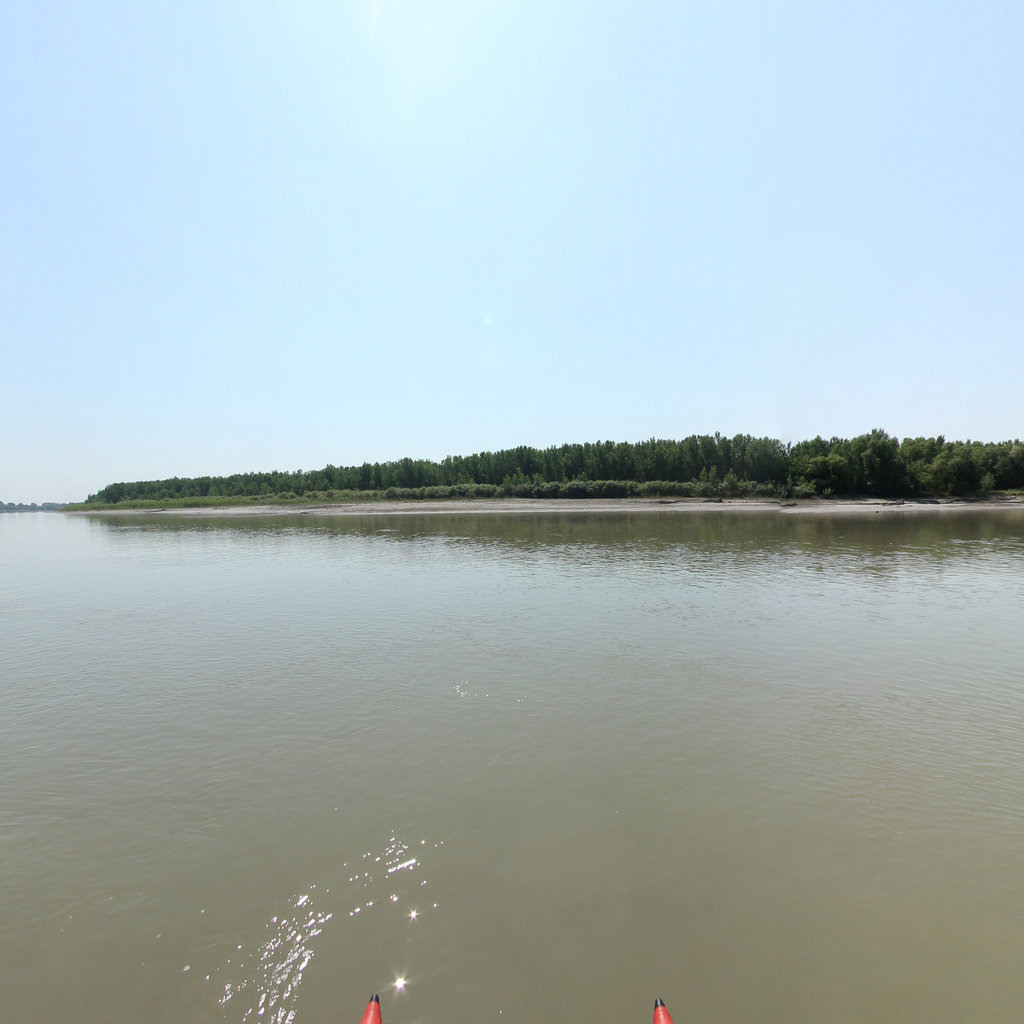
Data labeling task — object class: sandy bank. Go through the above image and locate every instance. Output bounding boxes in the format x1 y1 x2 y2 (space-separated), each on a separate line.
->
77 496 1024 518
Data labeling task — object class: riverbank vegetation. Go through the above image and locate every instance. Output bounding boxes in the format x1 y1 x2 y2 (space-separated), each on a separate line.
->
72 430 1024 508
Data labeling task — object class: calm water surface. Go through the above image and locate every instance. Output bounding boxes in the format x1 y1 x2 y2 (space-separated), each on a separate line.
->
2 508 1024 1023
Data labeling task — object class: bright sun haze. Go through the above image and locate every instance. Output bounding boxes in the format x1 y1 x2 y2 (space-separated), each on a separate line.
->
2 1 1022 502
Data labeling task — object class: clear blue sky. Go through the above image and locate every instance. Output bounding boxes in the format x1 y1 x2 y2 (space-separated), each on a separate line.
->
3 1 1022 502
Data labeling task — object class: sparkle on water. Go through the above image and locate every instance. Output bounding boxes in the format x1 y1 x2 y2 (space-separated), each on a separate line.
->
216 833 433 1023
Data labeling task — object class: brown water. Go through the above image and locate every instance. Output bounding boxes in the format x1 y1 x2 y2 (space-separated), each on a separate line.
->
2 507 1024 1023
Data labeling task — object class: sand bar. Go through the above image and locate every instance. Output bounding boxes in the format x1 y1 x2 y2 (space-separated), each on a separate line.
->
76 496 1024 518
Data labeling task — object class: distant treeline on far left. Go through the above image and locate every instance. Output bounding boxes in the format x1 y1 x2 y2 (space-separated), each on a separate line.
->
2 502 67 512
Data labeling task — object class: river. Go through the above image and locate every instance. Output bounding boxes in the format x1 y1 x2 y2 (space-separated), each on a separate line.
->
2 506 1023 1023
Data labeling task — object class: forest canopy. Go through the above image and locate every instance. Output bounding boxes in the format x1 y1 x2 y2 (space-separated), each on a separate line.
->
81 430 1024 506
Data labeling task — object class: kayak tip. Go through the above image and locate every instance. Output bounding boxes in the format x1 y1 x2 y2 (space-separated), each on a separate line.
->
655 998 665 1008
359 993 383 1024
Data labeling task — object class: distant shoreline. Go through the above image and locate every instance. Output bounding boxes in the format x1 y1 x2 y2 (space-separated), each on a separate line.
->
70 495 1024 518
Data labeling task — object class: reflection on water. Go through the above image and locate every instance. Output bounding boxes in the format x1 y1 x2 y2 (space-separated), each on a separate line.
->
216 833 439 1024
78 501 1024 553
2 508 1024 1023
218 888 331 1024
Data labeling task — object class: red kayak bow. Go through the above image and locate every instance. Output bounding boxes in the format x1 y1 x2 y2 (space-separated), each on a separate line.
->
654 997 674 1024
358 990 672 1022
359 993 381 1024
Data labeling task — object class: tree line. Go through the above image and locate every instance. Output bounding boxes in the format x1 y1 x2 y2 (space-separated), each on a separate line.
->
82 430 1024 506
2 501 67 512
